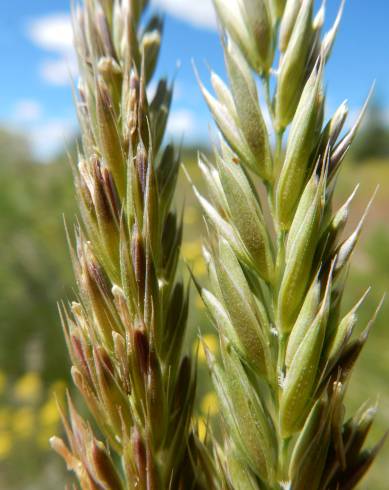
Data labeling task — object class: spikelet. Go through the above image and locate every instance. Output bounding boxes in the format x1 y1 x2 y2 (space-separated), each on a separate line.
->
197 0 385 488
52 1 216 488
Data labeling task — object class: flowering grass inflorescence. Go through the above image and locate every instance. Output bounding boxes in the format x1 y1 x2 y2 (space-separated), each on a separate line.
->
51 0 386 488
193 0 386 488
51 1 215 488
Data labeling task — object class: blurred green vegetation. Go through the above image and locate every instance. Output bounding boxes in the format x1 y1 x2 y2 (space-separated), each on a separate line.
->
0 129 76 381
331 160 389 490
0 128 75 489
351 98 389 162
0 127 387 488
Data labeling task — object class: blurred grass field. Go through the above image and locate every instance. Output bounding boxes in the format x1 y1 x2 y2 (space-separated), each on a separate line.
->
0 127 388 488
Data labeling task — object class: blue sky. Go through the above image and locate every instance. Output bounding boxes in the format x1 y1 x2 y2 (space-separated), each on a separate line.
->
0 0 388 158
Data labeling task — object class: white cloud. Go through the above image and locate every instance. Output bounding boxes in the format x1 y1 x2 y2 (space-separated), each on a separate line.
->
26 4 217 86
152 0 216 30
26 13 73 52
167 109 197 138
147 81 158 101
14 100 42 122
28 119 76 160
26 13 77 85
40 58 77 86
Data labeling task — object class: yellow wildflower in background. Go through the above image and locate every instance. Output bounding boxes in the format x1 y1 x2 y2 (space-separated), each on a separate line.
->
195 295 205 310
0 432 12 459
201 392 219 416
196 417 207 442
192 257 207 277
181 241 202 261
50 379 66 400
0 407 10 431
36 384 63 449
12 407 35 439
13 372 42 403
40 396 60 428
183 206 199 225
194 334 219 363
